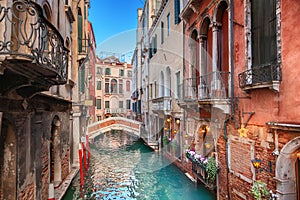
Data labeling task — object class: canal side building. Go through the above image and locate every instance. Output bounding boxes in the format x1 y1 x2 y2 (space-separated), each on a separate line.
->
0 0 76 199
134 0 300 199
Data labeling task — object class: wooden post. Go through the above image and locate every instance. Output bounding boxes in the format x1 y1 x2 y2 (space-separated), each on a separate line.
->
82 142 87 171
48 183 55 200
86 135 90 168
78 144 84 188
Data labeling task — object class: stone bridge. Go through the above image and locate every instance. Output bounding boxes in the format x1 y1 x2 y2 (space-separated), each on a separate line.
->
87 117 141 141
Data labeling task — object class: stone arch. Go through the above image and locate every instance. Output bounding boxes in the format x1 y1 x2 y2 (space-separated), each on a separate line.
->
50 115 61 187
42 1 52 21
213 0 229 22
0 118 17 200
199 16 213 78
275 136 300 199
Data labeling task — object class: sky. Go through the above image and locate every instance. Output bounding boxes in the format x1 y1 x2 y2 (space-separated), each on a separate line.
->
89 0 144 61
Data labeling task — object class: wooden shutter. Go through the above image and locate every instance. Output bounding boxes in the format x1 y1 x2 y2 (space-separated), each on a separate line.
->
174 0 181 24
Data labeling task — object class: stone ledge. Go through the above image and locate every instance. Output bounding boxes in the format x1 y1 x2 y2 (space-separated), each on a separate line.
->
55 168 79 200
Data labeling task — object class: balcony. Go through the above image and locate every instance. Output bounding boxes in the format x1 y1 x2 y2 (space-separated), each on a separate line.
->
104 108 125 114
178 72 230 114
238 64 282 92
0 0 69 96
151 96 172 115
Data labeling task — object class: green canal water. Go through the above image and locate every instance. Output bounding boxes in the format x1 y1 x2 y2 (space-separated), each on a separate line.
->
63 131 215 200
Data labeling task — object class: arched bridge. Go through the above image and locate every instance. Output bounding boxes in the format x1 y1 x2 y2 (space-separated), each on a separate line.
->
88 117 141 141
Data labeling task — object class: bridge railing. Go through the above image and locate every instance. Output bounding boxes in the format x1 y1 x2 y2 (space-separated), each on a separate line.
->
87 117 142 139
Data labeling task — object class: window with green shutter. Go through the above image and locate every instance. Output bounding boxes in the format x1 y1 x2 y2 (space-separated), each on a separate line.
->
78 9 83 52
251 0 277 67
105 101 110 108
79 67 85 93
96 99 101 109
174 0 181 24
97 81 101 90
119 101 123 109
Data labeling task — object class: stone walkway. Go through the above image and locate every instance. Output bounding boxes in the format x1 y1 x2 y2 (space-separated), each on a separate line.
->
55 168 79 200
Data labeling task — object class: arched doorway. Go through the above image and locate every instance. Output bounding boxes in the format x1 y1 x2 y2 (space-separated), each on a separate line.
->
189 29 199 98
50 116 61 187
0 118 17 199
275 137 300 200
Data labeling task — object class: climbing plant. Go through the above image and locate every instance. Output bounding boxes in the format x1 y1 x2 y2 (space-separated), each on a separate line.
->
250 180 270 200
206 157 218 183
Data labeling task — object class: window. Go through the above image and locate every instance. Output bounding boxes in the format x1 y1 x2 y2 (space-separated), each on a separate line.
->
78 9 82 52
127 70 132 77
119 69 124 76
176 72 180 98
111 79 117 93
126 100 131 109
96 99 101 109
154 81 157 98
174 0 181 24
167 13 170 36
154 34 157 54
161 21 164 44
150 84 153 99
105 101 109 108
96 81 101 90
251 0 277 67
79 67 85 93
96 67 102 75
126 81 131 92
119 80 123 94
105 78 109 93
119 101 123 108
105 68 111 75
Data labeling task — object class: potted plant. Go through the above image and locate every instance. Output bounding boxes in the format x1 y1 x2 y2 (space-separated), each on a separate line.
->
250 180 270 200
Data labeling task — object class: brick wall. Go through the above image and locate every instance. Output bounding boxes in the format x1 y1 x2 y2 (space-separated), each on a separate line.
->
217 122 300 199
41 140 49 200
18 183 35 200
61 146 70 181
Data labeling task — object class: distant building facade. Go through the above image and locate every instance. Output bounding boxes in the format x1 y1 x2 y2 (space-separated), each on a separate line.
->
95 57 133 120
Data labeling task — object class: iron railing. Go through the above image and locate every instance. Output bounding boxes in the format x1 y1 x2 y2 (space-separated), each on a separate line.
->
179 71 230 101
0 0 69 83
238 64 282 88
199 71 230 99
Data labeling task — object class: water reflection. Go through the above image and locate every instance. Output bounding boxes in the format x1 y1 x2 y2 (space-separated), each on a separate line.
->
70 131 215 200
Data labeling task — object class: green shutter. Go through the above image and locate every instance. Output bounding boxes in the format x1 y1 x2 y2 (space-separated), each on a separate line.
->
96 99 101 109
174 0 181 24
80 68 85 93
78 14 83 52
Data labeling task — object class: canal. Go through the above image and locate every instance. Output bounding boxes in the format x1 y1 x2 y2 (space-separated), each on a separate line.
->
63 131 215 200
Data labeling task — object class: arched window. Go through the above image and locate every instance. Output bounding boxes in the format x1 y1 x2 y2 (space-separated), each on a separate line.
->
159 71 164 97
215 1 229 72
165 67 171 96
111 79 117 93
189 30 199 98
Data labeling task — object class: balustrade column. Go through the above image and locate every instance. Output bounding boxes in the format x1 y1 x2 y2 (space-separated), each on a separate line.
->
211 23 222 96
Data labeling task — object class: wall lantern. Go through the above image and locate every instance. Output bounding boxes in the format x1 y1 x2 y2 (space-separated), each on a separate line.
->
251 158 272 173
166 118 171 123
164 127 168 131
251 158 262 169
175 118 180 125
174 130 177 133
297 152 300 159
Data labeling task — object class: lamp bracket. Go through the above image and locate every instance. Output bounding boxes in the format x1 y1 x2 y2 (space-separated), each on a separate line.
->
242 109 255 127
